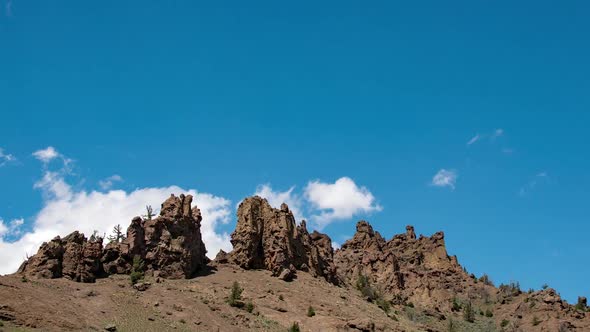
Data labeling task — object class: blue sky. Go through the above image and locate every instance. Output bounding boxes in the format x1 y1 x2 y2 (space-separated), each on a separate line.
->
1 1 589 302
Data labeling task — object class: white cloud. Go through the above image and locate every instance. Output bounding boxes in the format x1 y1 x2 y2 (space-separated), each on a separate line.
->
467 134 480 146
32 146 60 164
0 171 233 275
0 220 7 237
0 148 16 166
519 171 549 196
0 218 24 238
304 177 382 229
491 128 504 139
99 175 123 190
254 184 304 222
431 169 458 190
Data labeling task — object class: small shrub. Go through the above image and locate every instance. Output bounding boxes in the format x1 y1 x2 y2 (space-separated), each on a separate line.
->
485 309 493 317
179 319 186 324
289 322 301 332
451 297 461 312
20 275 28 283
279 294 284 301
129 255 145 285
532 316 541 326
376 298 391 313
448 319 457 332
575 297 587 311
406 302 414 308
228 281 244 307
479 274 494 286
356 273 390 312
307 306 316 317
501 319 510 328
246 301 254 313
462 301 475 323
542 284 549 290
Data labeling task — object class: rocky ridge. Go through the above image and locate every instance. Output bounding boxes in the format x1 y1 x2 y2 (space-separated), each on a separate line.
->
19 194 208 281
11 194 590 332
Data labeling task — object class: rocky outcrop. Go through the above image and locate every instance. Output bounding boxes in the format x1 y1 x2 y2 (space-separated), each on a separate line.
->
20 193 208 282
18 231 104 282
102 194 208 279
335 221 469 309
226 196 339 284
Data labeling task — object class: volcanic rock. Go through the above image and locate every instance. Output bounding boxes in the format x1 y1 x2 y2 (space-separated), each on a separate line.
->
18 231 104 282
335 220 467 309
227 196 339 284
102 194 208 279
20 193 208 282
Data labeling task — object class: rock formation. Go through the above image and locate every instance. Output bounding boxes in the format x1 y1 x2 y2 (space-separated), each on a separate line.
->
19 194 208 282
335 221 470 310
18 231 104 282
225 196 339 284
103 193 208 279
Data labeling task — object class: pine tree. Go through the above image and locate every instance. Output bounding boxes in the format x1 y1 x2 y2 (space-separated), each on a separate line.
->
143 205 155 220
107 224 126 243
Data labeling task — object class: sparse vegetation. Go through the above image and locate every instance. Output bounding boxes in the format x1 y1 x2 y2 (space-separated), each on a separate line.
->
451 297 461 312
89 230 104 242
448 319 457 332
355 273 391 312
479 274 494 286
129 255 145 285
542 283 549 290
485 309 493 317
279 294 284 301
107 224 126 243
575 297 587 311
307 306 316 317
501 319 510 328
462 301 475 323
532 316 541 326
246 301 254 313
499 281 521 297
289 322 301 332
143 205 156 220
227 281 244 308
20 275 28 283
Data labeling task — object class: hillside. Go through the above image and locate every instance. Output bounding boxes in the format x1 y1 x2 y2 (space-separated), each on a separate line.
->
0 194 588 332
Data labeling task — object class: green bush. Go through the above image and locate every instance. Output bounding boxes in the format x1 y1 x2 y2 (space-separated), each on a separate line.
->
501 319 509 328
575 297 588 311
355 273 391 313
462 301 475 323
485 309 493 317
451 297 461 312
532 316 541 326
245 301 254 313
228 281 244 307
130 255 145 285
289 322 301 332
479 274 494 286
307 306 316 317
